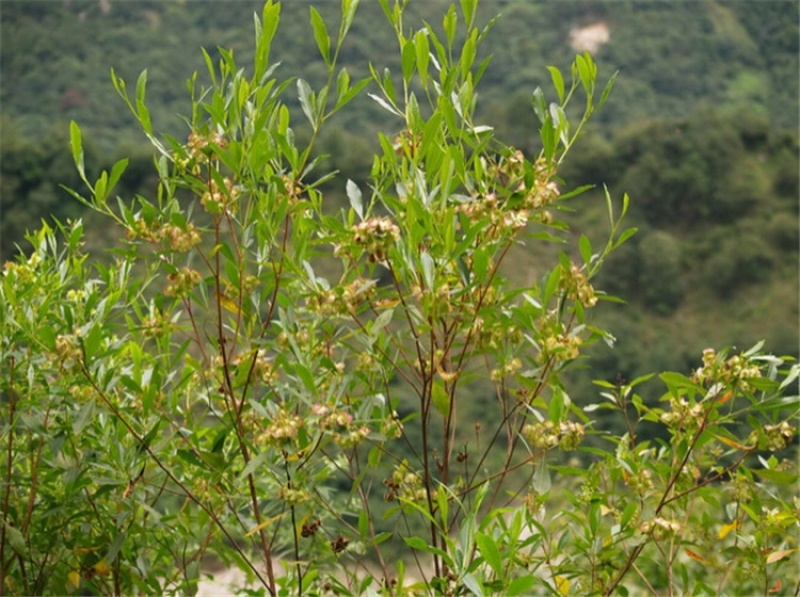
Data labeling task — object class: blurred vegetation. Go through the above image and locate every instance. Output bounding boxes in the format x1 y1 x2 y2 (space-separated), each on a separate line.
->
1 0 797 435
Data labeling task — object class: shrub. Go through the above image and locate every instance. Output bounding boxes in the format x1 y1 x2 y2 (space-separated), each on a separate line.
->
1 2 797 596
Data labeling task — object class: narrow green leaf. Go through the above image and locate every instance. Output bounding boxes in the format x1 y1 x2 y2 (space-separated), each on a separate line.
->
358 509 369 537
507 575 537 596
532 460 551 494
107 158 129 196
336 67 350 102
612 227 638 250
531 87 548 123
5 524 26 556
293 362 317 395
539 117 556 162
475 533 502 576
549 389 565 424
237 450 270 482
659 371 705 395
297 79 316 126
258 1 281 69
421 251 435 289
543 264 562 305
432 382 450 418
415 31 430 88
372 308 394 335
547 65 565 103
403 536 430 551
107 531 127 562
69 121 86 181
459 0 477 29
368 92 403 117
461 573 484 597
176 449 204 468
135 70 153 134
460 30 477 79
599 70 619 108
443 4 457 48
549 103 569 147
753 468 798 485
201 47 217 87
579 234 592 266
346 179 363 220
575 52 596 95
401 38 416 83
73 400 95 435
309 7 331 65
402 534 451 561
94 171 108 204
341 0 360 36
376 67 395 104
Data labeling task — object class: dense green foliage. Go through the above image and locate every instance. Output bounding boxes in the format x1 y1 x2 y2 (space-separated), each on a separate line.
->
2 2 797 386
1 2 798 595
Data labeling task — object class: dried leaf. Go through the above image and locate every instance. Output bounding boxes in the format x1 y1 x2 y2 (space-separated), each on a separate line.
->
685 548 709 564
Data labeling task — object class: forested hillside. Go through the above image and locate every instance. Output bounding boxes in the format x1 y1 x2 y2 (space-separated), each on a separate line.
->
1 0 798 395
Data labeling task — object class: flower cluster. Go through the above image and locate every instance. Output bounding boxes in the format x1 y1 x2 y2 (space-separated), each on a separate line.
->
313 404 372 449
524 157 560 210
490 357 523 381
349 217 400 263
278 485 309 506
188 130 227 158
259 407 303 446
411 276 459 319
201 176 240 215
534 315 582 364
3 251 41 286
164 267 202 298
522 419 585 451
639 517 682 539
625 468 654 497
660 396 705 431
306 278 376 316
127 218 201 252
747 421 795 452
383 460 429 503
456 193 529 241
231 349 277 385
54 331 82 367
560 262 597 308
691 348 763 392
222 273 259 306
174 130 228 174
478 152 560 225
380 411 404 439
141 309 176 339
68 383 96 404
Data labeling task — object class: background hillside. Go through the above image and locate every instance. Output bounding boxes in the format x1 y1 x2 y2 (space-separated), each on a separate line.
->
1 0 798 405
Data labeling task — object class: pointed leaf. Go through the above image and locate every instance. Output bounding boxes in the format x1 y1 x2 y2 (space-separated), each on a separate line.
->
401 38 416 83
309 7 330 65
766 549 796 564
547 65 565 103
346 179 363 220
297 79 316 126
432 382 450 418
533 460 551 494
475 533 502 576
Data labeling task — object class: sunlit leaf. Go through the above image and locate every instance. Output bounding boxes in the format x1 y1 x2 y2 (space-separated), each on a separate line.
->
718 520 740 539
766 549 796 564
